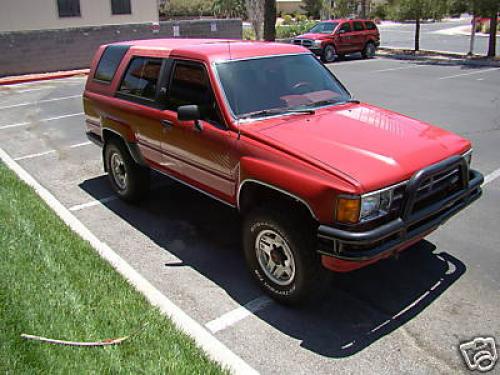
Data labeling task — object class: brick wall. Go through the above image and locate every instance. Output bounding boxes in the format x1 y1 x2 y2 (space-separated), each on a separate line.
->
0 19 242 77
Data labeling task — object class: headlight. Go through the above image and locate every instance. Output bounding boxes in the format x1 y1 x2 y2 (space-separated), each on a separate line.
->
336 187 395 224
313 40 322 47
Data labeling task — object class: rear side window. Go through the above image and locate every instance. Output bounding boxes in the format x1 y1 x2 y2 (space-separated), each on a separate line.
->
94 45 130 83
365 21 377 30
353 21 365 31
339 22 351 33
117 57 163 102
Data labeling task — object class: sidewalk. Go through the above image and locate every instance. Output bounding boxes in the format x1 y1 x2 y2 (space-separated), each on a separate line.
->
0 69 89 85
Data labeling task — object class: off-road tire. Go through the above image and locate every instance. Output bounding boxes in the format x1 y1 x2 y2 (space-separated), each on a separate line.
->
243 207 318 305
104 140 150 203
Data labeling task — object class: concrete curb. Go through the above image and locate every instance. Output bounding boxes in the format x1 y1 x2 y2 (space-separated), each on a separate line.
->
0 69 90 86
378 47 500 67
0 146 259 375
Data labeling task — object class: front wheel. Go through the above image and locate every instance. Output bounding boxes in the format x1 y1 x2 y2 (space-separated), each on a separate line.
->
321 45 337 63
243 208 318 305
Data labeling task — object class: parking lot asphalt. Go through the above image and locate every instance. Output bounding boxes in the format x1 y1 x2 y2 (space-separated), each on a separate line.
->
1 58 499 374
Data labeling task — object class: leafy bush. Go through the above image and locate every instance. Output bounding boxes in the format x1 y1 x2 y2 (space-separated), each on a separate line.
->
282 15 293 25
481 22 490 34
296 14 307 22
370 4 387 20
243 27 256 40
276 20 318 39
160 0 213 17
212 0 246 18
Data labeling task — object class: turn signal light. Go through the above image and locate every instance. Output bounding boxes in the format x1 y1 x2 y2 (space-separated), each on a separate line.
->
336 197 360 224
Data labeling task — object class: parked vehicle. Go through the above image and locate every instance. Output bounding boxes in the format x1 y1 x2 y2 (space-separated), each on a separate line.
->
84 39 483 304
293 19 381 63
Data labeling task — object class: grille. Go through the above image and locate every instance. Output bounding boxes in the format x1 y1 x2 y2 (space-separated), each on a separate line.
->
412 166 462 213
293 39 313 47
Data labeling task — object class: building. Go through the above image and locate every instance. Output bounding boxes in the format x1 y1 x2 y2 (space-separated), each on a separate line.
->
0 0 159 32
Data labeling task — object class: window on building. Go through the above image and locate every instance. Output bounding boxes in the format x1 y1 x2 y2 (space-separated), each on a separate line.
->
57 0 81 17
94 45 130 83
118 57 163 102
111 0 132 15
353 21 365 32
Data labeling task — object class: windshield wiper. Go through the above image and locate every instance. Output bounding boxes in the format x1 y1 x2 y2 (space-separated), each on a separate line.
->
239 108 315 119
306 98 360 108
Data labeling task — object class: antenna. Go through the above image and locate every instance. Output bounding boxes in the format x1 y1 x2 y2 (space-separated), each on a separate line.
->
227 40 232 60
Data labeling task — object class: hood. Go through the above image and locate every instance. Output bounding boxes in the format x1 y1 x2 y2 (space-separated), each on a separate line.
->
295 33 331 40
253 103 470 192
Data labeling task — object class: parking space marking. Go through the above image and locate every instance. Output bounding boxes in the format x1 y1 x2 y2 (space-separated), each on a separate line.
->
373 65 422 73
438 67 500 80
0 112 84 130
205 296 273 334
484 167 500 186
330 58 386 66
0 146 259 375
69 195 119 211
0 94 81 110
13 141 91 161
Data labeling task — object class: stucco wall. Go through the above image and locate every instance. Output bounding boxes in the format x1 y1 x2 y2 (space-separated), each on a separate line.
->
0 19 243 76
0 0 159 32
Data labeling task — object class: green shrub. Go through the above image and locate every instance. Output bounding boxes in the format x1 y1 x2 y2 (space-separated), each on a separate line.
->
243 27 256 40
160 0 213 17
370 4 387 20
296 14 307 22
282 15 293 25
475 22 482 32
481 22 490 34
276 20 318 39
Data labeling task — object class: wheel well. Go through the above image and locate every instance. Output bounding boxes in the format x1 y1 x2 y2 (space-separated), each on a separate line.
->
102 130 127 172
238 181 317 224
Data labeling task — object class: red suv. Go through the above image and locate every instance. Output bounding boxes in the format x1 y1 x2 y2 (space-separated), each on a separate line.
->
293 19 380 63
84 39 482 304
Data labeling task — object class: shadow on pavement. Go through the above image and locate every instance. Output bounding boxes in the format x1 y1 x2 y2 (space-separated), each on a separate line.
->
79 173 466 358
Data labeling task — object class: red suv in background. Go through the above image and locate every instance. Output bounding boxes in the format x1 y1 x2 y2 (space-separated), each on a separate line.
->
293 19 380 63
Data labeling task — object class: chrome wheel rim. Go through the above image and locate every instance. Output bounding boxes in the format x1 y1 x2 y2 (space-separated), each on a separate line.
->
367 44 376 57
325 46 335 62
110 152 127 190
255 229 296 286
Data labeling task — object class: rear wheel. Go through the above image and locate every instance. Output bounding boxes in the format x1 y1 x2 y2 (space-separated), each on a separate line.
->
104 139 150 202
243 207 318 305
321 45 336 63
362 42 376 59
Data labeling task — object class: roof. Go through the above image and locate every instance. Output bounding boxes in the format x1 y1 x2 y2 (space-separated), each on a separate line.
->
110 39 310 63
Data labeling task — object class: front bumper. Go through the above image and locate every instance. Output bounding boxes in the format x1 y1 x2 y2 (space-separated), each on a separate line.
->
317 161 483 263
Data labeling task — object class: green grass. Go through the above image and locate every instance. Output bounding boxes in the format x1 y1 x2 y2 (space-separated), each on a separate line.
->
0 162 227 374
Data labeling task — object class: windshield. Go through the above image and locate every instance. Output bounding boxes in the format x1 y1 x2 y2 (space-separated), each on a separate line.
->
308 22 338 34
215 54 351 119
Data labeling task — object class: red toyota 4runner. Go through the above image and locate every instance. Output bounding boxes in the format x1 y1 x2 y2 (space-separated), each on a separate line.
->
84 39 482 304
293 19 380 63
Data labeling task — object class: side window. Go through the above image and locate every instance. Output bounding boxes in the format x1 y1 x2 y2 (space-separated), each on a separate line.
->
117 57 162 103
94 45 130 83
166 62 221 124
365 21 376 30
353 21 365 32
339 22 352 33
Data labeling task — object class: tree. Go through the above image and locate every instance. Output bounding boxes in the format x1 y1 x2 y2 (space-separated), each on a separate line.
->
212 0 246 18
395 0 448 51
263 0 277 41
474 0 498 57
301 0 322 19
246 0 265 40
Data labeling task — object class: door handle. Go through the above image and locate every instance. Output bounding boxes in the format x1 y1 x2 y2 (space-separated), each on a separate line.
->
160 119 173 129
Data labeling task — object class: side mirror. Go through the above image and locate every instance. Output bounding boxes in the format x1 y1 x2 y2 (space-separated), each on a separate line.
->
177 105 203 132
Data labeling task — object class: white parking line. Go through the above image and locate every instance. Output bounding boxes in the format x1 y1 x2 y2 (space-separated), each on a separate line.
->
373 65 422 73
484 167 500 186
438 67 500 80
331 58 384 66
69 195 119 211
205 296 273 334
0 94 81 110
0 112 84 130
13 141 91 161
0 146 258 375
